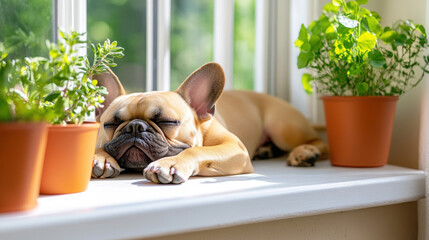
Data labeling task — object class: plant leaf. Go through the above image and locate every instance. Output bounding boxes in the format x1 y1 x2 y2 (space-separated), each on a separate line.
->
310 15 331 35
310 35 323 51
356 0 368 5
44 91 61 102
298 24 308 42
356 82 369 95
357 32 376 52
297 52 313 69
359 8 371 17
368 49 386 68
302 73 313 94
371 11 381 22
323 3 339 13
416 24 427 37
345 1 359 14
59 31 65 40
348 64 362 76
301 42 311 52
325 25 337 40
53 94 65 113
332 0 343 7
295 24 308 48
367 16 382 34
0 98 12 121
394 33 407 46
380 30 398 43
337 15 359 28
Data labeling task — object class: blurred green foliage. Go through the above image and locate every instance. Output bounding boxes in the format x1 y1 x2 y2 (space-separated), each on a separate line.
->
87 0 147 93
0 47 53 122
171 0 214 90
234 0 255 90
0 0 52 58
171 0 255 90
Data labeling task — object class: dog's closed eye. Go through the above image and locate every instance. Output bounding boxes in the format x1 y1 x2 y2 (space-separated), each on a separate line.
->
104 123 119 129
156 120 181 127
104 114 125 129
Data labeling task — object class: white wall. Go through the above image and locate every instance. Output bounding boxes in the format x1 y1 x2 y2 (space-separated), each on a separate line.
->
372 0 427 170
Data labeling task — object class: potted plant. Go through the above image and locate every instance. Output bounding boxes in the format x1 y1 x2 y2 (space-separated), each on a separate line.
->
39 31 124 194
0 44 51 212
295 0 429 167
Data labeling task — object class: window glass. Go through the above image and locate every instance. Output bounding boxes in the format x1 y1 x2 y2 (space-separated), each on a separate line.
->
87 0 147 93
170 0 214 90
233 0 255 90
0 0 53 58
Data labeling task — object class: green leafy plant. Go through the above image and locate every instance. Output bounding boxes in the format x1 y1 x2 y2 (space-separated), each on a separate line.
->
44 31 124 124
0 44 53 122
296 0 429 96
0 31 124 124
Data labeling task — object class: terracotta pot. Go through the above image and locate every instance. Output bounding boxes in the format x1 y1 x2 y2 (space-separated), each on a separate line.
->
40 122 100 194
322 96 398 167
0 122 48 212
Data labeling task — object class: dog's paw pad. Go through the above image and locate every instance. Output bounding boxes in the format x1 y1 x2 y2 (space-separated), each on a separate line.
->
287 145 321 167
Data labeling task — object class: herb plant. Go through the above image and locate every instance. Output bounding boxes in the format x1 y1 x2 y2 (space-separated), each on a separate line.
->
296 0 429 96
0 44 53 122
45 31 124 124
0 31 124 124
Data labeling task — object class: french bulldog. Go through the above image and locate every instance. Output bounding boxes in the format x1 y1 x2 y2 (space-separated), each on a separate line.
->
92 63 328 184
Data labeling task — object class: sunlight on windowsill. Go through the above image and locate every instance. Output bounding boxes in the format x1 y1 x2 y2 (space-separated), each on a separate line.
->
0 159 424 240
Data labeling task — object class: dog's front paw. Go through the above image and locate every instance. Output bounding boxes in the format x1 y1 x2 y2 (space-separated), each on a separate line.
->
92 150 122 178
287 145 320 167
143 157 194 184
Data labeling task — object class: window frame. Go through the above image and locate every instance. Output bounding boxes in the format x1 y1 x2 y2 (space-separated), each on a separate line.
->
55 0 87 57
214 0 234 90
146 0 171 92
57 0 319 122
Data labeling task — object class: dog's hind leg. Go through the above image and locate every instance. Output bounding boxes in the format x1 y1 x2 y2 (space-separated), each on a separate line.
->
263 103 328 167
286 139 328 167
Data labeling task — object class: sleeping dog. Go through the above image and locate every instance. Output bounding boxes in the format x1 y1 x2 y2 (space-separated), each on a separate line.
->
92 63 328 184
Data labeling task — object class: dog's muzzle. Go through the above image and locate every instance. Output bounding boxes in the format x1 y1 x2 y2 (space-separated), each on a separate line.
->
103 119 187 171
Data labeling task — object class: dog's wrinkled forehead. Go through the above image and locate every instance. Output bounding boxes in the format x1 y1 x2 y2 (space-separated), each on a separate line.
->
100 91 192 123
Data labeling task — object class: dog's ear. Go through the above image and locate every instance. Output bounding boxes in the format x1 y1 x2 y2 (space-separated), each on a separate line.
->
92 68 125 122
176 62 225 121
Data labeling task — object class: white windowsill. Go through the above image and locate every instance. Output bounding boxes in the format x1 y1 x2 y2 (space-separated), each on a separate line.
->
0 159 425 240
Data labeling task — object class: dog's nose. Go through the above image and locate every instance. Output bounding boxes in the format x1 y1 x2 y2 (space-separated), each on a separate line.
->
125 120 149 135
